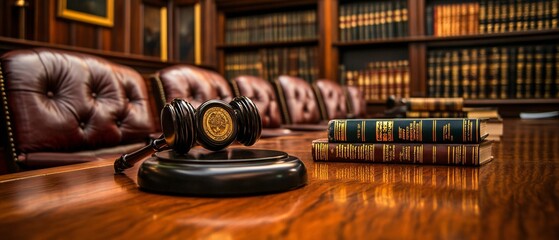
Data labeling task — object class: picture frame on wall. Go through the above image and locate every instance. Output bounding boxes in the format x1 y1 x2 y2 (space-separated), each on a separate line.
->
58 0 114 27
143 4 168 61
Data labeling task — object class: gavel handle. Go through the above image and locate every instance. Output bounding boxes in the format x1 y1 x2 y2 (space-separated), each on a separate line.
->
114 137 167 173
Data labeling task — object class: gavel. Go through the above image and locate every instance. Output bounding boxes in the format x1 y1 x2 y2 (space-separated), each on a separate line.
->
114 96 262 173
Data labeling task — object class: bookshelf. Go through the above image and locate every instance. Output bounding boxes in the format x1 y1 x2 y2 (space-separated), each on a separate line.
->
212 0 559 117
215 1 320 82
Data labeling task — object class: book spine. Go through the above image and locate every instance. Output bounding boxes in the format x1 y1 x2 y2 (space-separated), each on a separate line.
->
451 51 461 97
534 45 544 98
428 52 436 96
312 141 486 166
516 46 525 98
327 119 484 143
401 0 408 37
461 49 471 99
434 51 443 97
406 97 464 111
478 48 488 98
443 52 451 97
479 0 487 33
405 111 468 118
426 5 434 35
500 47 508 99
525 46 534 98
470 48 479 99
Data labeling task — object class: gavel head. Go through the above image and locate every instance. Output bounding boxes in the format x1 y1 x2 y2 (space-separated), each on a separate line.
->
161 96 262 154
114 96 262 173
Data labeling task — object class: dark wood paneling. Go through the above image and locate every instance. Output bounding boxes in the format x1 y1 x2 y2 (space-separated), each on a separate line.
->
0 36 213 74
0 0 198 63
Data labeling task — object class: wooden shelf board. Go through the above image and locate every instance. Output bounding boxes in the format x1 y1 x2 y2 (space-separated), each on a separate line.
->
334 29 559 47
217 39 319 50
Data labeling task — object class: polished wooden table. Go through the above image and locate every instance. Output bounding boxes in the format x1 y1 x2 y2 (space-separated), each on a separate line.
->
1 119 558 239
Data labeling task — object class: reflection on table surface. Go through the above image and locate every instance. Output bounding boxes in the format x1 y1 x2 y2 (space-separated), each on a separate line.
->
0 119 558 239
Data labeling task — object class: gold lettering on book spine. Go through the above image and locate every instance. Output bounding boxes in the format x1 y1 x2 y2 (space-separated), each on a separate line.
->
382 144 395 162
376 121 393 142
334 120 347 141
313 142 329 161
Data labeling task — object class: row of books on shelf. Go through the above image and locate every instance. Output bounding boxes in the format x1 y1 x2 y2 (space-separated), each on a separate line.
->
427 3 479 36
224 47 318 83
479 0 558 34
427 0 559 36
339 0 408 41
225 10 316 44
312 118 496 166
427 44 559 99
340 60 410 101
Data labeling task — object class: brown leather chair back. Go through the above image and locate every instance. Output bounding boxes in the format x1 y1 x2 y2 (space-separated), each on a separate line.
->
273 75 321 124
0 48 154 170
313 79 348 120
345 86 367 118
230 76 282 128
152 65 233 110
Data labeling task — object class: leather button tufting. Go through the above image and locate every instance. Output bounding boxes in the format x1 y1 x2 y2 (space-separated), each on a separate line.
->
116 120 122 127
91 92 97 98
47 91 54 98
79 122 86 129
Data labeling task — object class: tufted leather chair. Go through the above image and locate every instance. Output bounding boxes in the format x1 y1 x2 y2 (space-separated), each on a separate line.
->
230 75 282 128
273 75 321 125
0 48 154 171
345 85 367 118
150 65 234 127
313 79 348 120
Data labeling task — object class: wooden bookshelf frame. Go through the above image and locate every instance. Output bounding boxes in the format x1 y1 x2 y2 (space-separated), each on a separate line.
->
212 0 559 117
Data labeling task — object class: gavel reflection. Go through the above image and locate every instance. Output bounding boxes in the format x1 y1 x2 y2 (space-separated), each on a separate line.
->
114 96 262 173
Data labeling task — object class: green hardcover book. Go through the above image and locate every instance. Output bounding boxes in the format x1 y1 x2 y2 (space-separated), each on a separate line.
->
488 47 500 99
401 0 408 37
499 0 508 33
470 48 479 99
461 49 471 99
379 2 387 39
312 139 493 166
529 0 537 30
327 118 488 143
515 0 523 31
428 52 436 96
516 46 525 98
534 45 544 98
499 47 508 99
435 51 443 97
486 0 495 33
479 0 488 33
451 51 460 97
525 46 534 98
394 0 402 37
507 0 517 32
443 51 452 97
553 0 558 28
555 45 559 98
339 4 347 42
536 0 545 30
508 47 517 98
479 48 488 98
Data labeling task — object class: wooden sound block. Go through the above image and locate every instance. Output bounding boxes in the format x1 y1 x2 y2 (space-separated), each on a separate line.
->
138 148 307 196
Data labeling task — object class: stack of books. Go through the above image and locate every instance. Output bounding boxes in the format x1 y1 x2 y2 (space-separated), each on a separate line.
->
385 97 504 141
312 118 494 166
